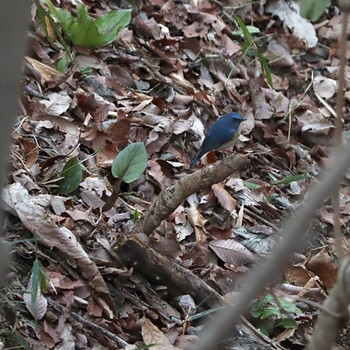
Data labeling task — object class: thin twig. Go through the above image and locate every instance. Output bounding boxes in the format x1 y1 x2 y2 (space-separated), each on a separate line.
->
48 298 130 348
244 207 278 230
24 85 49 100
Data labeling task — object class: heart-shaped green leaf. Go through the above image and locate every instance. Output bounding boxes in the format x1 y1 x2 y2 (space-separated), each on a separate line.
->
112 142 148 183
95 9 132 45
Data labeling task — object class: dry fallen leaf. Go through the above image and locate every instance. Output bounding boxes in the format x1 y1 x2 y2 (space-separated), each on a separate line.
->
212 183 237 213
4 183 115 313
23 275 48 321
25 56 65 82
305 248 338 290
266 0 317 48
313 76 337 99
142 318 181 350
209 239 256 265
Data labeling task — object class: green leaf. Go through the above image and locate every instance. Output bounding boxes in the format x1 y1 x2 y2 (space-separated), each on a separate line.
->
36 0 72 60
272 173 310 186
251 294 277 318
31 259 41 307
132 209 142 223
31 259 47 308
34 0 54 46
257 321 270 337
54 8 74 33
234 15 252 55
80 67 95 76
43 1 131 49
259 307 281 319
186 306 224 322
58 157 83 194
262 294 275 303
244 181 261 190
300 0 331 22
44 0 74 33
112 142 148 183
69 4 105 49
250 308 264 318
234 15 272 88
57 54 69 72
95 9 132 45
232 25 260 37
39 264 48 293
267 193 279 202
279 299 302 314
257 50 273 88
279 318 298 329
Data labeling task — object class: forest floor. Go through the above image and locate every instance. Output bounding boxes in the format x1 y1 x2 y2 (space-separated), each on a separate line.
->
1 0 350 349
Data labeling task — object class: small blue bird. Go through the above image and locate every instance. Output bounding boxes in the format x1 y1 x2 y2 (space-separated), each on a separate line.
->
190 113 244 169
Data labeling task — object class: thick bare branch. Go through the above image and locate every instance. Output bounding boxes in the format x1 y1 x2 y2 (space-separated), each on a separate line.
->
140 154 249 235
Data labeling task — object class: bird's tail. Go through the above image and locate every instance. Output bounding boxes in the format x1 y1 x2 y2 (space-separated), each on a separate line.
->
190 152 201 169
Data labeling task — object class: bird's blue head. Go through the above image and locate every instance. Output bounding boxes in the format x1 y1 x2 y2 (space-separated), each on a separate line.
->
213 113 244 134
223 112 244 123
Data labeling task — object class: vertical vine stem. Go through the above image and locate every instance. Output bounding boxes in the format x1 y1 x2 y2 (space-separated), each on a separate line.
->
332 11 348 262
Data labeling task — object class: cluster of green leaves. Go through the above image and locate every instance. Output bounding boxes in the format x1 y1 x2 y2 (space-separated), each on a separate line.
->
300 0 331 22
232 0 331 86
233 16 273 88
36 0 131 50
34 0 73 61
58 142 147 195
250 294 302 336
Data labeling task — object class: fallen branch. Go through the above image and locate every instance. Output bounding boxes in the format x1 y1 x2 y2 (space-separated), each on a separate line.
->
138 153 249 235
116 235 285 349
48 298 130 348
